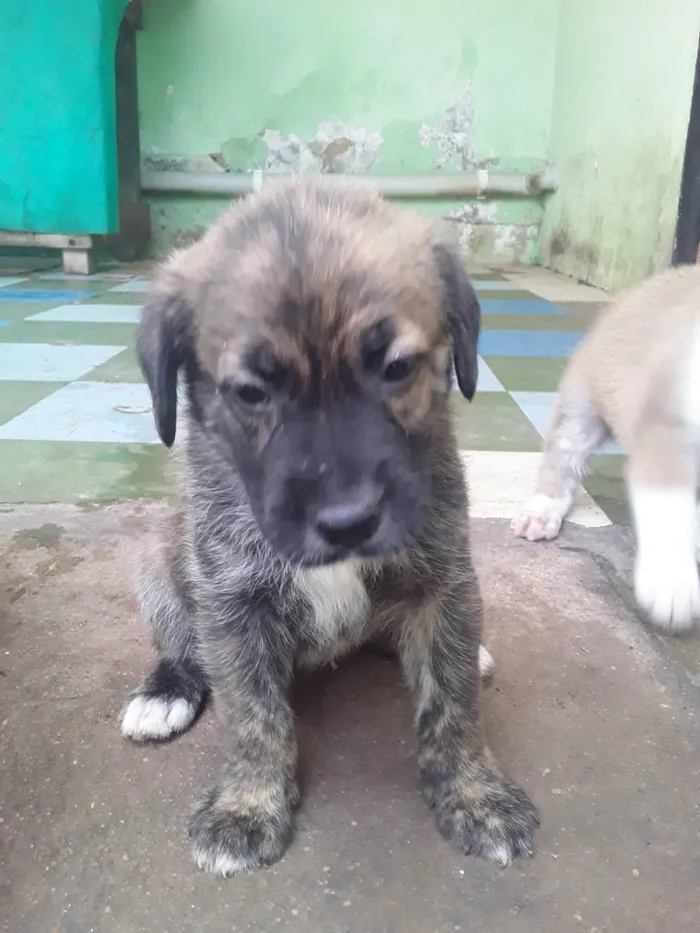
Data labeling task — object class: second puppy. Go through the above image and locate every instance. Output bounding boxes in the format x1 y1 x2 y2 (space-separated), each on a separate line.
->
513 264 700 633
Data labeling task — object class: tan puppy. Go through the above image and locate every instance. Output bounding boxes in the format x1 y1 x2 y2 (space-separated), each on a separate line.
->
512 264 700 634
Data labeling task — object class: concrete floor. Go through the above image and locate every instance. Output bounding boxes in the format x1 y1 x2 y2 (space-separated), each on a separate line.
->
1 503 699 933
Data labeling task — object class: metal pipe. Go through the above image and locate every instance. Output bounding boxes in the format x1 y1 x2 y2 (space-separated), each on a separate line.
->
141 168 556 199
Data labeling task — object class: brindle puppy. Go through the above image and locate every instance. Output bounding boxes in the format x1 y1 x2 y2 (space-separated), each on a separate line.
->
121 178 538 876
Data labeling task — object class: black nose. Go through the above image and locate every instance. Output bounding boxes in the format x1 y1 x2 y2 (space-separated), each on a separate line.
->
316 494 381 550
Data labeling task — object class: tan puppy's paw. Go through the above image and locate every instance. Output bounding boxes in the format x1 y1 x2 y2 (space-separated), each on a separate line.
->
635 553 700 633
512 493 569 541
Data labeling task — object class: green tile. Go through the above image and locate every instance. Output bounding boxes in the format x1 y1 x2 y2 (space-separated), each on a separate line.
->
474 288 538 300
0 441 174 503
450 393 542 452
0 382 64 426
74 292 146 306
556 301 606 324
0 320 135 346
584 454 630 526
0 301 61 321
88 347 143 383
480 314 586 332
484 356 568 391
13 279 108 293
0 258 59 275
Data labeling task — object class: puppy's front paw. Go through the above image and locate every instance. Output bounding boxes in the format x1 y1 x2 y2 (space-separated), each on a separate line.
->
634 552 700 634
511 494 567 542
426 764 539 867
478 644 494 681
189 784 295 876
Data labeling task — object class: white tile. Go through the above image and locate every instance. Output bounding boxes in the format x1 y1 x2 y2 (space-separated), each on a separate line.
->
0 382 158 443
473 281 523 292
460 450 611 527
510 391 557 437
511 391 622 454
27 304 142 324
108 278 151 293
0 344 125 382
0 276 28 287
475 358 505 392
450 358 505 394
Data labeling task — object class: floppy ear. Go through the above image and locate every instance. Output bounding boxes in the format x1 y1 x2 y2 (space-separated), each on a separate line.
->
136 284 193 448
432 243 481 401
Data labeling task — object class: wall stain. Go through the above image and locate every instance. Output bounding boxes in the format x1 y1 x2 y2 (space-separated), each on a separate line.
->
11 523 65 550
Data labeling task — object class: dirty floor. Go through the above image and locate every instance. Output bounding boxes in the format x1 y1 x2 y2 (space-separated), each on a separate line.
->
1 262 699 933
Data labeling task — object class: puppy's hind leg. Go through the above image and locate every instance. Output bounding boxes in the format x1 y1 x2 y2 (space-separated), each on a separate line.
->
121 540 208 743
512 373 608 541
627 423 700 634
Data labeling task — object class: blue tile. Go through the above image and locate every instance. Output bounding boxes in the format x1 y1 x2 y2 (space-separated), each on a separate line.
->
0 288 98 303
511 390 623 454
480 298 565 316
479 331 584 357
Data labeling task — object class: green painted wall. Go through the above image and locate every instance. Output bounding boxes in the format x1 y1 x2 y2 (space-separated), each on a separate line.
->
541 1 700 291
0 0 128 234
137 0 558 261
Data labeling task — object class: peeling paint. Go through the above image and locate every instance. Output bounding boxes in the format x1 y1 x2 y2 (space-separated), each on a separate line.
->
262 120 384 174
447 202 538 265
420 84 475 169
448 201 500 226
419 84 501 171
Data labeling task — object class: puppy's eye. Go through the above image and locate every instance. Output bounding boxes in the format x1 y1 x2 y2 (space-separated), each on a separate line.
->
229 381 270 408
383 355 418 384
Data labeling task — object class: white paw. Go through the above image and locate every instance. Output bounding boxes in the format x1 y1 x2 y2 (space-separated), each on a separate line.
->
192 846 252 878
511 494 567 541
634 554 700 634
479 645 494 679
120 695 197 742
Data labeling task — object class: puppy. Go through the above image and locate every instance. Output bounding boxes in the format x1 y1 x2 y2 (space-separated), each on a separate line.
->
121 177 538 876
512 263 700 633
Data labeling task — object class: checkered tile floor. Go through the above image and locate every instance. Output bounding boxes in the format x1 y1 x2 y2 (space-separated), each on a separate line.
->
0 265 628 522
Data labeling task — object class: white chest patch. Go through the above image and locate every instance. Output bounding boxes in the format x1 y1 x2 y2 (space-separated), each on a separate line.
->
295 561 370 646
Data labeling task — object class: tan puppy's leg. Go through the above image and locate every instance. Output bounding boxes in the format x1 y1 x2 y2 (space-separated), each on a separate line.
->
512 374 608 541
627 423 699 633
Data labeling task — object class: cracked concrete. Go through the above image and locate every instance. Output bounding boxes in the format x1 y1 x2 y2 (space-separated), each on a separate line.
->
1 504 699 932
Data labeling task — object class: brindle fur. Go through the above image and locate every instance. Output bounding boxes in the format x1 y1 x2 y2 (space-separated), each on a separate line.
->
121 178 538 876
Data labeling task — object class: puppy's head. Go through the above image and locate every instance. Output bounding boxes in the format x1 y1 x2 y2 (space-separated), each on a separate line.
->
138 179 480 566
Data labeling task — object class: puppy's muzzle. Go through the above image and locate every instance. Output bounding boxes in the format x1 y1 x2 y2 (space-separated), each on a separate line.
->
315 484 383 550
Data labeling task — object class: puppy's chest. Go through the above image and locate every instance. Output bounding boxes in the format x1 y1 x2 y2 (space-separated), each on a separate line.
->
293 562 372 664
